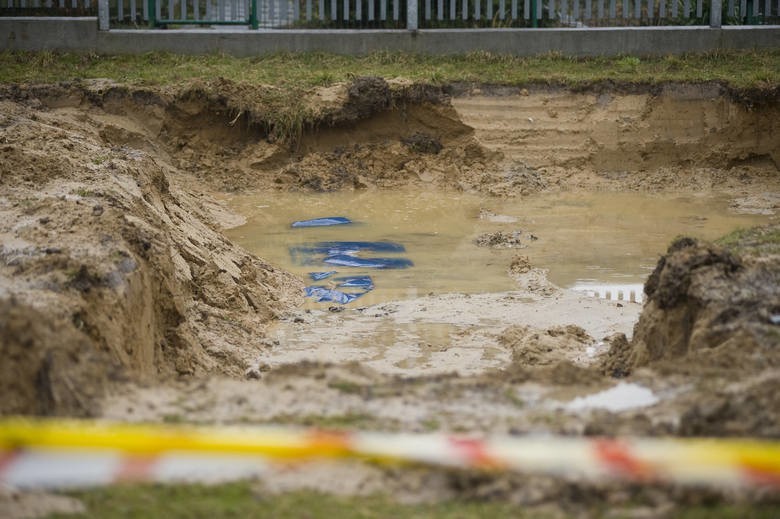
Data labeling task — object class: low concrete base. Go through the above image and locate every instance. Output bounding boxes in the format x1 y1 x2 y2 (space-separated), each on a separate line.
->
2 17 779 57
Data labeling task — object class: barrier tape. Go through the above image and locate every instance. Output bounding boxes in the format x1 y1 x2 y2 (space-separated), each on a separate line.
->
0 419 779 489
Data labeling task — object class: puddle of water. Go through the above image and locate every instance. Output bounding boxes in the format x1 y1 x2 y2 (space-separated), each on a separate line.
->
563 382 659 412
225 189 769 306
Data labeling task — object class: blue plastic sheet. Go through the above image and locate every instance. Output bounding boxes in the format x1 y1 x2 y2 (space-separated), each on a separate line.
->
292 227 412 304
324 255 413 269
314 241 406 254
290 241 405 259
309 271 337 281
336 276 374 289
291 217 352 228
304 286 363 304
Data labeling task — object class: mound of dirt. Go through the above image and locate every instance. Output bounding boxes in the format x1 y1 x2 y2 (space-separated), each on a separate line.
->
0 95 302 415
499 324 592 367
628 236 779 371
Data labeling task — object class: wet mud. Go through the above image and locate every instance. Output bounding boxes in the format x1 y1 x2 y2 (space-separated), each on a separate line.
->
1 77 779 516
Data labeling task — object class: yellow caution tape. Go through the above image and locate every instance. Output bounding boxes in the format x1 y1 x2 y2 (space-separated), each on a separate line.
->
0 418 778 490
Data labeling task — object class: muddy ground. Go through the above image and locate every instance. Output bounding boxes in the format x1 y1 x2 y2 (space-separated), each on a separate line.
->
1 77 779 517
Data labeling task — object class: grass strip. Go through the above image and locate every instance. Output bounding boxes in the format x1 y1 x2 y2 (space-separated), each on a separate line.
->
1 49 778 89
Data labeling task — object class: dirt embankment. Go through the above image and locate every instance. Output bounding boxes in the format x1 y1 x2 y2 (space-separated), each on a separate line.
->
0 87 307 415
453 83 780 195
0 77 778 433
0 76 509 416
3 77 778 516
597 233 780 438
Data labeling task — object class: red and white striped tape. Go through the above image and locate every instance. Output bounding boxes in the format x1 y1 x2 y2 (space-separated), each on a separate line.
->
0 419 778 490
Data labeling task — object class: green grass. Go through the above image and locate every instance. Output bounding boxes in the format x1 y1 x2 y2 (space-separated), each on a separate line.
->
267 412 388 429
716 224 780 256
47 485 531 519
1 49 779 89
44 483 780 519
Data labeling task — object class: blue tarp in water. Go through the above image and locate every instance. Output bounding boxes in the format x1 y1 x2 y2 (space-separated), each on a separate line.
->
324 255 413 269
291 217 352 228
314 241 406 254
291 241 405 258
309 271 337 281
336 275 374 289
290 241 410 268
304 286 363 304
293 227 411 304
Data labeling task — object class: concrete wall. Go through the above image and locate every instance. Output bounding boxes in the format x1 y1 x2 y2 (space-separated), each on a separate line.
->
2 17 779 57
2 17 98 51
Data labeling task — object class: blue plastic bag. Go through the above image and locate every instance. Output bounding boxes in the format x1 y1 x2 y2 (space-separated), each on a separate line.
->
324 255 413 269
309 271 337 281
304 286 363 304
336 276 374 289
291 217 352 228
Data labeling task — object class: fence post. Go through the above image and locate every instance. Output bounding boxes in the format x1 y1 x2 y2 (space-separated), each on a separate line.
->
407 0 418 30
98 0 110 30
147 0 156 27
710 0 722 26
250 0 259 28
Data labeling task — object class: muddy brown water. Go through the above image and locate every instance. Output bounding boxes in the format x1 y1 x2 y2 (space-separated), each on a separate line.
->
225 189 769 306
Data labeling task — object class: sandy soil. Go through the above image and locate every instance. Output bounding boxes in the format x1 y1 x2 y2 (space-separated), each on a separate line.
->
1 78 779 517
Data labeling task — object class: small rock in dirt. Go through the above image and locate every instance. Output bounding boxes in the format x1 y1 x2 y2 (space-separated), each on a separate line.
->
92 204 104 216
293 317 305 323
38 216 50 225
328 306 344 313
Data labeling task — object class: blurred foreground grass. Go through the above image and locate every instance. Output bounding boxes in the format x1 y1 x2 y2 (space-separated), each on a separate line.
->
44 483 780 519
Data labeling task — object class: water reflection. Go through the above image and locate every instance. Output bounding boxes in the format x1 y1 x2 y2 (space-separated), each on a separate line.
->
225 189 769 306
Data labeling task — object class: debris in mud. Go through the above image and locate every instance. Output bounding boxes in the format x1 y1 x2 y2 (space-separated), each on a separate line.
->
291 243 415 270
293 241 407 256
509 255 532 274
309 271 337 281
323 255 413 269
293 239 410 304
401 132 443 154
474 230 537 249
304 286 365 304
336 276 374 290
